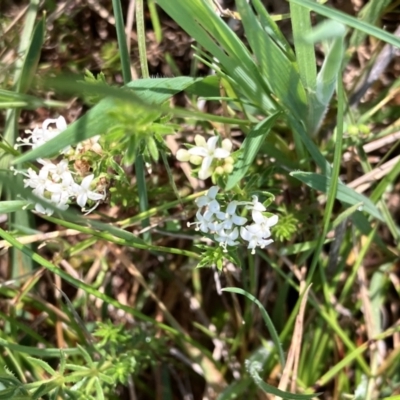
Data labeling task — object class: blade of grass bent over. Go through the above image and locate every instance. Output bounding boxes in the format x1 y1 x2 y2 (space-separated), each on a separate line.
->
289 0 400 48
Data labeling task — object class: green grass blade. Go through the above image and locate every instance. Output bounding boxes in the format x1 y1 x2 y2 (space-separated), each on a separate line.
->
290 172 383 221
222 287 285 367
289 0 400 48
246 358 318 399
236 0 307 121
136 0 149 79
305 21 345 135
349 0 392 50
225 112 280 190
17 17 45 93
289 2 316 92
156 0 275 112
306 75 345 281
0 201 29 213
112 0 132 83
2 4 44 278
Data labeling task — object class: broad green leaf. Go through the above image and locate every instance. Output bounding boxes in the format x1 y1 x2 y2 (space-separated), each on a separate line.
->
14 77 203 164
225 112 280 190
0 201 28 213
290 171 383 221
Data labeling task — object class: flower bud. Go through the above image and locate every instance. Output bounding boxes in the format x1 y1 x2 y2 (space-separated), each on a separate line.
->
214 166 224 175
189 155 203 165
221 138 233 152
223 163 234 174
176 149 190 162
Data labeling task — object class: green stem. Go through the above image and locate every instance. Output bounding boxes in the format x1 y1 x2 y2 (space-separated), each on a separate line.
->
112 0 150 240
136 0 150 79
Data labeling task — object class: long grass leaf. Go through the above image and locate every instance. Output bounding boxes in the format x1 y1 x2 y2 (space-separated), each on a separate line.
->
289 0 400 48
222 287 285 366
290 172 383 221
225 113 280 190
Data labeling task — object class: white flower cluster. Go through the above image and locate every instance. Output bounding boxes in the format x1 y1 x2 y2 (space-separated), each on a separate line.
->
189 186 278 254
13 116 105 216
176 134 234 180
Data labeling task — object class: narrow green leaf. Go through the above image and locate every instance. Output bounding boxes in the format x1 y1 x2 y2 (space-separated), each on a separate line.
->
289 2 316 91
236 0 307 121
17 17 45 93
225 113 280 190
290 171 383 221
289 0 400 48
26 357 56 375
247 362 319 399
0 201 28 213
222 287 285 367
305 20 345 135
156 0 275 111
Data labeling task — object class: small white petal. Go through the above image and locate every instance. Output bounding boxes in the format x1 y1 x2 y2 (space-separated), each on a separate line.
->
194 134 207 147
221 138 233 152
213 148 230 159
188 147 209 157
206 136 219 150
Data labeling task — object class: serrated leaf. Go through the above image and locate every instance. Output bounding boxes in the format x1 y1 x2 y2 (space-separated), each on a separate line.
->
290 171 383 221
225 113 280 190
26 356 56 375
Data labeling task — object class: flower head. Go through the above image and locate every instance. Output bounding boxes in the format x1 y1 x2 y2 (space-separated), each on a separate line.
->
215 201 247 230
72 174 105 210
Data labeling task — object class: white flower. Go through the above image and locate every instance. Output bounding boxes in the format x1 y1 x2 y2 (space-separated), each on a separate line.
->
72 174 105 210
188 135 231 179
252 211 279 235
31 189 68 216
215 227 239 252
240 225 274 254
215 201 247 230
195 186 220 214
37 159 71 183
34 200 55 216
187 209 216 233
15 116 69 152
23 168 50 196
46 173 75 207
238 195 266 212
